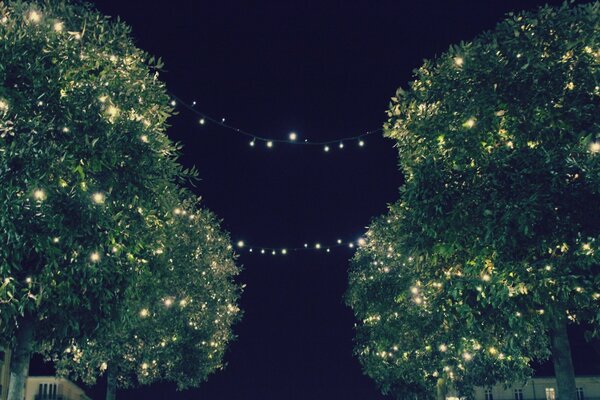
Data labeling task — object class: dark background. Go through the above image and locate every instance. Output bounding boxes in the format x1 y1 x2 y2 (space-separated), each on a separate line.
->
30 0 599 399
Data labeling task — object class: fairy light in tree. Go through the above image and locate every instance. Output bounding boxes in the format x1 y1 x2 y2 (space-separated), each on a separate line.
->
90 252 101 262
0 98 9 113
53 21 64 32
289 132 298 141
590 142 600 154
267 141 273 148
92 192 105 204
454 56 464 67
140 308 149 318
140 134 149 143
324 145 330 152
463 118 476 128
358 140 365 147
236 240 245 248
439 344 448 352
52 237 60 243
33 189 46 201
164 298 173 307
27 10 41 24
199 118 205 125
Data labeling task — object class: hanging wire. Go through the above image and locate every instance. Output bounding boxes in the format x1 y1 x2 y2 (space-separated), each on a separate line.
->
169 94 382 147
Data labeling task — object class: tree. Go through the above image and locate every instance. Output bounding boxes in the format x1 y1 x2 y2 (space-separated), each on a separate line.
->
53 193 241 400
379 3 600 400
347 207 548 400
0 1 192 399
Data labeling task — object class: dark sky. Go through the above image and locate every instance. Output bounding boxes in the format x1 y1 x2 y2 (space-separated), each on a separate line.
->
32 0 598 399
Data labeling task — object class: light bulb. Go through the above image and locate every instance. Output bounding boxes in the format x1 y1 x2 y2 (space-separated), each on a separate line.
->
199 118 205 125
339 142 344 149
53 21 64 32
454 56 464 67
358 140 365 147
90 252 101 262
237 241 245 248
324 145 330 152
267 141 273 148
92 192 105 204
289 132 297 141
33 189 46 201
250 140 255 147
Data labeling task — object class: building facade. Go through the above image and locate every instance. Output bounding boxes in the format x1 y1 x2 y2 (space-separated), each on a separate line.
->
469 377 600 400
0 348 90 400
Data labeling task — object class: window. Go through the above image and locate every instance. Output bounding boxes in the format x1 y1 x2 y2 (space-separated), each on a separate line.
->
514 389 524 400
485 389 494 400
577 387 584 400
545 388 556 400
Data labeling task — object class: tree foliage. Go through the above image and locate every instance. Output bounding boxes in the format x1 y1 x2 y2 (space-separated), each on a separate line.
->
349 2 600 399
53 191 241 395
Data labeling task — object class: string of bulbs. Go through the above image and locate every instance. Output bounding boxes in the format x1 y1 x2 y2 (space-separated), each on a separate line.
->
234 237 367 256
169 94 381 151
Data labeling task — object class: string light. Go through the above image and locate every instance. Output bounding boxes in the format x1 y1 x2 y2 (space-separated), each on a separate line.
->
234 237 365 255
33 189 46 201
169 94 381 149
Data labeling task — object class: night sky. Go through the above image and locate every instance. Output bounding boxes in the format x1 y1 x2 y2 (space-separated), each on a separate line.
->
30 0 598 399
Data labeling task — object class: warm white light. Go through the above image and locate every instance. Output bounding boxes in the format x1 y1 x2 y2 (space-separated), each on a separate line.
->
324 145 330 152
27 10 41 23
315 243 321 249
90 252 101 262
463 352 473 361
304 243 308 248
337 239 342 244
349 243 354 248
339 142 344 149
0 98 8 112
250 140 255 147
454 56 464 67
173 208 182 215
52 237 60 243
164 298 173 307
199 118 205 125
140 309 149 317
358 140 365 147
53 21 64 32
261 249 265 254
25 277 32 284
271 250 276 255
33 189 46 201
439 344 447 352
237 240 245 248
140 135 149 143
464 118 476 129
357 238 367 246
170 100 177 106
92 192 105 204
106 105 119 119
141 363 148 370
281 249 287 255
590 142 600 154
267 141 273 148
410 286 419 295
289 132 297 141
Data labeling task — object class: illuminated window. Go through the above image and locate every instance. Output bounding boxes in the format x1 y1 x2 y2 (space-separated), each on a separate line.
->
545 388 556 400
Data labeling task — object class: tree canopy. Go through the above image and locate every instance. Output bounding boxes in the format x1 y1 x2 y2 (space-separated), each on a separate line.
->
349 2 600 399
0 1 240 399
54 192 241 399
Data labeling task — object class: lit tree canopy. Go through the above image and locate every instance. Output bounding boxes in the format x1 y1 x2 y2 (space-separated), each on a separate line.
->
0 0 198 399
350 3 600 400
347 206 548 400
54 192 241 400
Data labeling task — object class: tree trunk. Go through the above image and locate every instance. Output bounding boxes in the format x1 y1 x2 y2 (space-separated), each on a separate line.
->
7 316 34 400
106 364 117 400
436 378 447 400
549 311 577 400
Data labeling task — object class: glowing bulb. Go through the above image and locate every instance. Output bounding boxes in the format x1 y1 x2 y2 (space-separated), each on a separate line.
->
267 141 273 148
315 243 321 249
53 21 64 32
289 132 297 141
92 192 105 204
463 352 473 361
358 140 365 147
272 250 276 255
90 252 101 262
349 243 354 248
337 239 342 244
173 208 182 215
261 249 265 254
454 56 464 67
199 118 206 125
106 105 119 119
250 140 255 147
281 249 287 255
52 237 60 243
62 127 70 133
488 347 498 355
357 238 367 247
439 344 447 352
27 10 41 23
0 98 8 112
324 145 330 152
481 273 491 282
304 243 308 248
410 286 419 295
590 142 600 154
140 135 149 143
140 309 149 317
339 142 344 149
464 118 476 129
141 363 148 370
170 100 177 106
237 241 245 248
25 277 32 284
164 298 173 307
33 189 46 201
